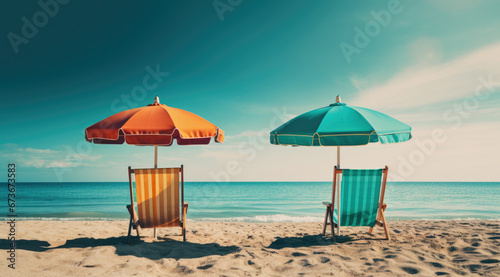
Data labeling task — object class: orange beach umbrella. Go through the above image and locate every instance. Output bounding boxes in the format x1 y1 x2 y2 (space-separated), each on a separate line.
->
85 96 224 167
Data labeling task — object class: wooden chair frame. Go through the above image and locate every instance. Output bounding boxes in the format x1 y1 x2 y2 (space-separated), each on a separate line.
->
322 165 390 241
126 165 188 243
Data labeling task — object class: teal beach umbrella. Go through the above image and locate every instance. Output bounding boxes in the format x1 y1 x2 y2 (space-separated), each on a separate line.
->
270 95 411 166
270 95 412 235
270 95 411 147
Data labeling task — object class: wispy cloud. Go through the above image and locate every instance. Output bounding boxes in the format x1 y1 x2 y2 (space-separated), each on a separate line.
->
349 75 368 92
226 130 268 139
351 41 500 115
24 159 75 168
0 145 102 168
15 147 58 154
198 149 245 160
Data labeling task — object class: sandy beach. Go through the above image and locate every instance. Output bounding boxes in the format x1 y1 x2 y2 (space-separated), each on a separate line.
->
1 220 499 276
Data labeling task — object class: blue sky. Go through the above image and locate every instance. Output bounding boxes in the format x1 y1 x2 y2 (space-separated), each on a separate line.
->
1 0 499 182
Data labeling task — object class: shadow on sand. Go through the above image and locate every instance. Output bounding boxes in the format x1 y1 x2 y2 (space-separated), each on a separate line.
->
0 237 240 260
267 234 356 249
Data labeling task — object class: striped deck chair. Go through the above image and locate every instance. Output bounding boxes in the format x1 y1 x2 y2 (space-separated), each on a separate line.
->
322 166 390 241
126 166 188 243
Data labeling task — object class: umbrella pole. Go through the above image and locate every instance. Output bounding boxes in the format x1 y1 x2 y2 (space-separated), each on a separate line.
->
337 146 340 167
154 145 158 168
337 146 341 236
154 145 158 239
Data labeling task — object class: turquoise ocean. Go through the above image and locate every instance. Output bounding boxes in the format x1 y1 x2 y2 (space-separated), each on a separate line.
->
2 182 499 222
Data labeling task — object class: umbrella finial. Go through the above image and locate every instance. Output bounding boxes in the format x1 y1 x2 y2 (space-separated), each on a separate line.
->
154 95 160 104
336 95 341 103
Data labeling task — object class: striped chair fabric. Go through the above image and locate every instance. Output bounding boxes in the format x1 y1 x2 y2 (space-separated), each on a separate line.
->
333 169 383 227
134 168 180 228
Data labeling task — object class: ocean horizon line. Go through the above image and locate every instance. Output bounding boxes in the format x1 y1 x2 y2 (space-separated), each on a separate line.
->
3 181 500 183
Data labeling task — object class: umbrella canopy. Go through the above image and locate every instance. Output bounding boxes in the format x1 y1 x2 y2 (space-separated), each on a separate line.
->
85 96 224 146
270 96 411 146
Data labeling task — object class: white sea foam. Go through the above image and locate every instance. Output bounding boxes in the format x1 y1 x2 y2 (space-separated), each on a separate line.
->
195 214 324 223
1 216 497 222
0 217 126 221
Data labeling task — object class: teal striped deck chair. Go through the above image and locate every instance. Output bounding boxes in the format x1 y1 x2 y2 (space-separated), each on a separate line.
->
322 166 390 241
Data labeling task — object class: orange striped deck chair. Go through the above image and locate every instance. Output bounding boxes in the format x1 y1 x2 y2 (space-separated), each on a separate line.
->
126 166 188 243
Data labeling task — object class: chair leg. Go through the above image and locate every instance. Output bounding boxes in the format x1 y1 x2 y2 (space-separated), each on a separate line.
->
126 205 134 244
127 214 133 244
380 209 391 241
136 225 141 237
127 205 141 238
182 203 188 242
369 203 386 234
329 206 335 242
322 206 329 236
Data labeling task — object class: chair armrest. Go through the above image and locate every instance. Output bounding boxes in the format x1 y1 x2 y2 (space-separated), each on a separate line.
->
322 201 332 206
183 202 188 212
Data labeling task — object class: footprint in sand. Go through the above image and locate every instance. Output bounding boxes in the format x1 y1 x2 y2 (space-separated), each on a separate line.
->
429 262 444 268
462 247 478 253
452 258 468 263
480 259 499 264
197 264 214 270
401 267 420 274
435 272 450 275
292 252 307 257
337 255 352 261
285 259 294 264
174 264 194 274
320 257 330 263
300 259 311 267
464 264 482 273
385 254 397 259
